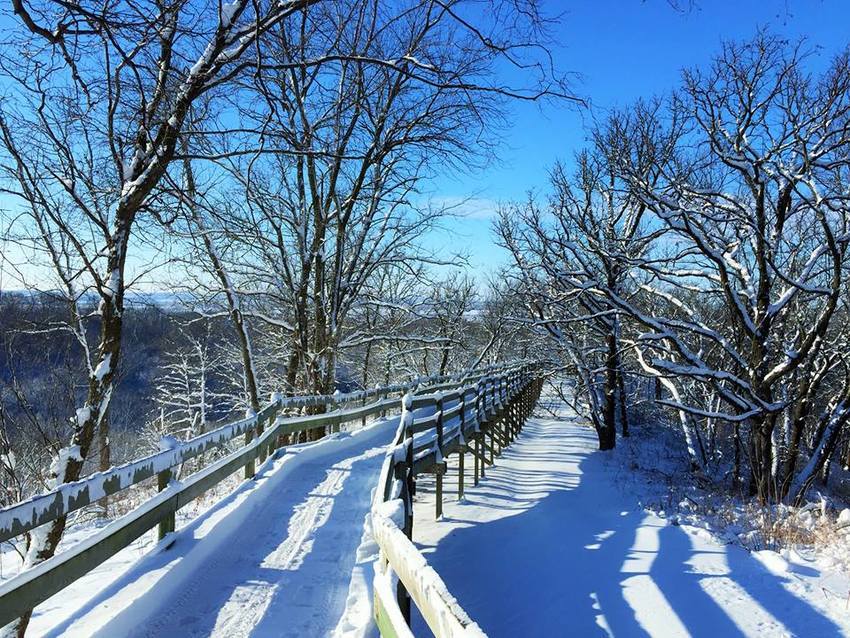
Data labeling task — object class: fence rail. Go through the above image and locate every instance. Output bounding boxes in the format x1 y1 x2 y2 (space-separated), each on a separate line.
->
0 362 526 627
371 363 543 638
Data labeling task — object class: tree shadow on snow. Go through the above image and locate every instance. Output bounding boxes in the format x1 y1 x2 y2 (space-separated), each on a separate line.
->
412 421 843 637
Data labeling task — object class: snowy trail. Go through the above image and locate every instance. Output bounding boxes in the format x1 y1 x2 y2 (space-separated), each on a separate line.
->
412 399 850 638
36 419 394 638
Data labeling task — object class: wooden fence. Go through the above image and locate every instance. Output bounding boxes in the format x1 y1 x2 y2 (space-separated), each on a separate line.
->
372 363 543 637
0 362 527 628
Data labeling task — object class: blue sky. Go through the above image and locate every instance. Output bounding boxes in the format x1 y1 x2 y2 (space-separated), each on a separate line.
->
431 0 850 283
2 1 848 292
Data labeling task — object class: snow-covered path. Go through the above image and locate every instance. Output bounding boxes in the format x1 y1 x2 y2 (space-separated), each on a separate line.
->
36 419 393 638
412 400 850 637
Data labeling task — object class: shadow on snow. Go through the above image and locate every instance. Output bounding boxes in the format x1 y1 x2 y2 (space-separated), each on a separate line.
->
411 419 842 638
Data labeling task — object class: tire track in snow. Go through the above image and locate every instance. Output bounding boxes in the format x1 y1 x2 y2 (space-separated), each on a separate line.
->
41 420 394 638
198 445 386 638
131 440 386 638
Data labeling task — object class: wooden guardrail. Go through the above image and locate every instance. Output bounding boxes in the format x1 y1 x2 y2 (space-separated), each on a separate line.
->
371 363 543 637
0 362 526 627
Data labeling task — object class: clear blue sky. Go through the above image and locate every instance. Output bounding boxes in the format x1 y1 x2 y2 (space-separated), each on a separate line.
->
2 1 848 291
430 0 850 284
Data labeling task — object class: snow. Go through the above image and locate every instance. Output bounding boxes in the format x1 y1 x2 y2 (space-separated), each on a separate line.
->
374 498 405 529
1 450 15 471
330 507 381 638
17 445 84 569
411 397 850 637
372 511 485 638
17 415 398 637
1 521 155 628
9 372 842 638
93 353 111 382
0 376 470 542
104 269 120 299
12 485 177 588
752 550 790 577
75 406 92 428
51 447 82 487
157 435 179 452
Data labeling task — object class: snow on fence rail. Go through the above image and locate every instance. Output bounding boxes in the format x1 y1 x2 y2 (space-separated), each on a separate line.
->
371 363 543 637
0 362 527 628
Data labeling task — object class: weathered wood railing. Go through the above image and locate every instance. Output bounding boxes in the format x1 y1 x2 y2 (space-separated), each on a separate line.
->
372 363 543 637
0 362 525 627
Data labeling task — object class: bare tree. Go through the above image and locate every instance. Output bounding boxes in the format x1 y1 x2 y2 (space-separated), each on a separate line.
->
426 273 477 375
0 1 330 632
339 264 435 388
496 110 670 450
177 0 573 437
608 35 850 503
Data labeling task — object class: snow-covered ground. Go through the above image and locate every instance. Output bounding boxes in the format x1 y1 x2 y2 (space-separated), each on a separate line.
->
610 406 850 589
7 394 848 637
5 418 395 637
412 397 850 637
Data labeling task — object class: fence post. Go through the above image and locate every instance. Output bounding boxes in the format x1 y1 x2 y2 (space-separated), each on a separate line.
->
435 392 444 519
261 393 281 465
480 377 489 470
458 387 466 501
514 374 521 435
244 407 257 480
157 436 177 541
495 375 503 447
489 378 498 460
521 372 528 420
505 374 513 442
507 375 515 440
522 373 528 426
331 390 342 434
156 468 175 540
379 385 388 418
481 379 496 464
399 391 415 625
256 404 267 460
502 374 511 443
474 379 482 484
512 373 520 438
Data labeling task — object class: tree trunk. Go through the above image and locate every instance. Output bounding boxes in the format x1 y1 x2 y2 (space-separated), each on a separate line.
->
779 411 807 500
748 420 774 504
616 368 629 438
11 241 127 637
439 345 450 376
283 346 305 445
791 404 847 504
598 418 616 450
362 340 372 389
819 457 832 486
599 332 618 451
